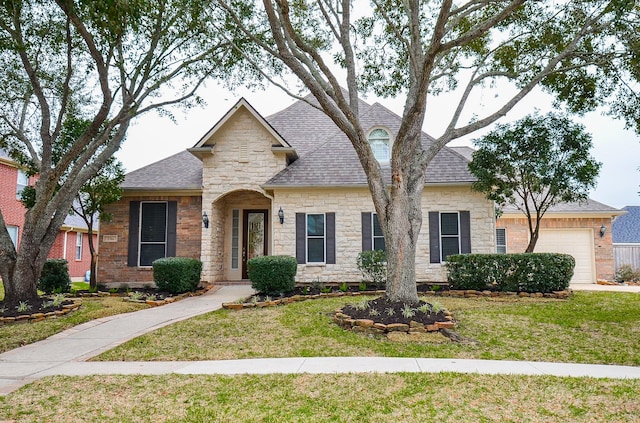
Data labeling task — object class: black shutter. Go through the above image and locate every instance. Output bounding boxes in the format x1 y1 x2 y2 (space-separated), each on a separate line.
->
326 212 336 264
429 211 440 264
127 201 140 267
166 201 177 257
296 213 306 264
361 212 372 252
460 210 471 254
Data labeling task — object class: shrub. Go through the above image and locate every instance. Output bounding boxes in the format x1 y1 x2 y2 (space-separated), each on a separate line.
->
38 259 71 294
152 257 202 293
615 264 640 282
356 250 387 289
247 255 297 295
446 253 575 293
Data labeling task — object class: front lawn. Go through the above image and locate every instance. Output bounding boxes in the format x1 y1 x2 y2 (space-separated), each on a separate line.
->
1 373 638 422
96 291 640 366
0 296 149 353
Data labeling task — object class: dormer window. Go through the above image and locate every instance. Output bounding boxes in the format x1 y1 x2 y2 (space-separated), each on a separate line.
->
368 128 390 162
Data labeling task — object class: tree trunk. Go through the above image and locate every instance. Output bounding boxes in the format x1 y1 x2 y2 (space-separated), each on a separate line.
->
525 216 541 253
2 237 45 303
87 232 98 289
384 188 423 304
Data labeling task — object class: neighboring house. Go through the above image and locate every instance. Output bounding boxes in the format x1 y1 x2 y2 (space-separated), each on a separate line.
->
0 148 97 280
612 206 640 271
96 96 620 286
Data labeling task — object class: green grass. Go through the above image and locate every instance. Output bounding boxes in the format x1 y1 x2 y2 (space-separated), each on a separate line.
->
1 373 639 422
0 297 149 353
70 281 90 291
96 291 640 366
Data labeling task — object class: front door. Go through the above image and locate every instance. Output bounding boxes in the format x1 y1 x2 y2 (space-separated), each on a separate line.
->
242 210 268 279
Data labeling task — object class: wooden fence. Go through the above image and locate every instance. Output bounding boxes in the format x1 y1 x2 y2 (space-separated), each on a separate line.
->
614 243 640 271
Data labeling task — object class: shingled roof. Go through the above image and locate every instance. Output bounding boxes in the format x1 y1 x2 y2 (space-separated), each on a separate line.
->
122 95 476 190
612 206 640 243
501 198 623 216
122 150 202 191
263 96 474 187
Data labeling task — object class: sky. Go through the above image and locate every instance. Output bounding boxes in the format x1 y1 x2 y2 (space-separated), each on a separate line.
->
117 82 640 210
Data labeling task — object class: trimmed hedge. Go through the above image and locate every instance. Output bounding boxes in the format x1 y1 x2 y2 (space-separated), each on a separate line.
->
247 255 297 295
38 259 71 294
446 253 575 293
152 257 202 293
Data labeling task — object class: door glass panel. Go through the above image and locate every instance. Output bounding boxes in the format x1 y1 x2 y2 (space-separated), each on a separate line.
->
247 212 265 260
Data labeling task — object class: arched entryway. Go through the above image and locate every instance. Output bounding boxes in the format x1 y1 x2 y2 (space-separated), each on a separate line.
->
203 189 272 282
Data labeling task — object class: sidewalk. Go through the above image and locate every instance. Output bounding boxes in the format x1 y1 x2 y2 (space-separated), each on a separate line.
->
1 283 639 396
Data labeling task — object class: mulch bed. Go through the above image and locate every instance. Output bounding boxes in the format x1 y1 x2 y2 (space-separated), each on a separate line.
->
341 296 448 326
0 296 76 319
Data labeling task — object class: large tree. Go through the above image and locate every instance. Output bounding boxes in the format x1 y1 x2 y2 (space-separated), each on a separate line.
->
215 0 636 304
468 113 601 253
0 0 248 303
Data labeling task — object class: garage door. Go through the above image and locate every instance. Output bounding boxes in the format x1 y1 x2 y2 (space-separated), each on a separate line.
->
535 229 595 284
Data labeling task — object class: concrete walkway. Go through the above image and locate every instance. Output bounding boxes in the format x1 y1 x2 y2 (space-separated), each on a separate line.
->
1 283 639 396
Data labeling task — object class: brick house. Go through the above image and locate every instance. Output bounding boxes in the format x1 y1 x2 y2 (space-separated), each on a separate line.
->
0 149 97 280
97 96 621 285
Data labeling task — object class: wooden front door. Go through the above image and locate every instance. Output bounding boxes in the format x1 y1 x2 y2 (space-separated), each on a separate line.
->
242 210 268 279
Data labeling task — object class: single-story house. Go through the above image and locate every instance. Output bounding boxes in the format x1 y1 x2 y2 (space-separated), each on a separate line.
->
97 96 621 286
612 206 640 271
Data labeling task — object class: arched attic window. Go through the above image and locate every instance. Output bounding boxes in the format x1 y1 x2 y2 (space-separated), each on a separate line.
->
368 128 391 163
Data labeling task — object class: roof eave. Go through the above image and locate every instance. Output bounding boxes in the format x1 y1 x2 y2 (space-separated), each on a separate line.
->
122 188 203 196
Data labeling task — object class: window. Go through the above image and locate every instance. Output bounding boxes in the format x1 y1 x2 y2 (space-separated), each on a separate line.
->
496 228 507 254
75 232 83 260
296 213 336 265
6 226 18 248
139 202 168 266
440 212 460 260
231 209 240 269
368 128 390 162
16 170 28 199
372 213 385 251
428 211 471 263
306 213 325 263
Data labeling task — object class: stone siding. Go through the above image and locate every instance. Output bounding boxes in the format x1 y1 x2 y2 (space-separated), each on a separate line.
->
272 185 495 283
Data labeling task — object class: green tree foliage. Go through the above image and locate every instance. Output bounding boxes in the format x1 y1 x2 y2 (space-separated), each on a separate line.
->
468 113 601 252
214 0 634 304
0 0 248 303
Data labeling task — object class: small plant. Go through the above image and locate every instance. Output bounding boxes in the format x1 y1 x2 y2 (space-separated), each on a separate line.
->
353 299 370 311
358 281 367 291
311 278 323 291
615 264 640 283
146 294 157 301
401 304 416 319
109 288 119 294
264 295 272 302
368 308 380 317
88 285 98 293
320 286 332 294
417 303 431 314
430 284 442 292
338 282 348 292
0 306 7 314
385 307 395 317
356 250 387 289
431 301 443 314
301 286 310 295
16 301 32 313
41 300 53 309
129 291 144 301
52 294 66 307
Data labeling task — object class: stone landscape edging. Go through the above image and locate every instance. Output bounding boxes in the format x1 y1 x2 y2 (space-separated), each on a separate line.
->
221 288 573 310
0 302 81 325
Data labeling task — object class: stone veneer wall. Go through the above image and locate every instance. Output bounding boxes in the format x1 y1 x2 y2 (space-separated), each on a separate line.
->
272 185 495 283
97 195 202 284
199 106 288 283
497 216 614 281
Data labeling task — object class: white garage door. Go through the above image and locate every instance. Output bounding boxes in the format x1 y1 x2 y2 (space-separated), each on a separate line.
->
535 229 595 284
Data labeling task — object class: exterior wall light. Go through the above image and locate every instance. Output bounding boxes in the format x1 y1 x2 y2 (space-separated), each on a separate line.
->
202 212 209 229
600 224 606 238
278 207 284 224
